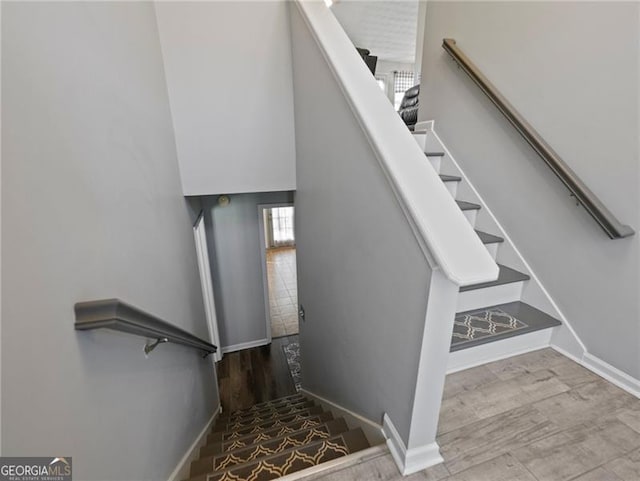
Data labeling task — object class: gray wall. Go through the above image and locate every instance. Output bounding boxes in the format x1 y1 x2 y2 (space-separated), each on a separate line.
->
290 6 433 444
155 1 297 196
419 2 639 376
203 192 294 349
1 3 218 479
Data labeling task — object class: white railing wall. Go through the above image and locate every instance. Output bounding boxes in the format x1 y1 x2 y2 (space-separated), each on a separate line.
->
292 0 500 474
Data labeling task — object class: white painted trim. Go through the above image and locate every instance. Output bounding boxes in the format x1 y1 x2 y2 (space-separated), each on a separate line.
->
382 414 443 476
221 338 270 354
447 329 553 374
428 123 586 357
294 0 498 287
193 215 222 363
167 405 220 481
551 345 640 399
300 388 385 445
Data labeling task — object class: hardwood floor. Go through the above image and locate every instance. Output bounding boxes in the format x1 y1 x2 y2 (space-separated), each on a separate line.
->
298 349 640 481
216 335 298 414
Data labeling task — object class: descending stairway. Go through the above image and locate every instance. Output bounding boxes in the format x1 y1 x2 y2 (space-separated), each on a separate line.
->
419 143 562 352
187 394 370 481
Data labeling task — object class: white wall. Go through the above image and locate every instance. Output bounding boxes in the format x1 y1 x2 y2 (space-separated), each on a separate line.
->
155 1 297 196
1 3 218 479
419 2 640 377
202 191 294 350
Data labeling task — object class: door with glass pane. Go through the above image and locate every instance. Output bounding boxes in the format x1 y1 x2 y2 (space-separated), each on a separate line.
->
266 206 295 248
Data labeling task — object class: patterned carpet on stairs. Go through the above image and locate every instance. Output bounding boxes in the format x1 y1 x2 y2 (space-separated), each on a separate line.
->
451 307 528 348
282 342 302 391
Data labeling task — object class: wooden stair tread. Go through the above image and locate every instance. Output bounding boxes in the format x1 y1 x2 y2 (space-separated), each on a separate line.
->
459 264 529 292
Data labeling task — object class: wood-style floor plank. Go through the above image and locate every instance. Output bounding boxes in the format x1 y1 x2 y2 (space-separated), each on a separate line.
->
216 335 297 414
305 348 640 481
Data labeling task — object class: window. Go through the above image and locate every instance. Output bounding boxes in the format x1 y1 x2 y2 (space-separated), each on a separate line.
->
270 206 295 246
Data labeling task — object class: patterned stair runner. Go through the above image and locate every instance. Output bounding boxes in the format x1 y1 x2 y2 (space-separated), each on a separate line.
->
188 395 370 481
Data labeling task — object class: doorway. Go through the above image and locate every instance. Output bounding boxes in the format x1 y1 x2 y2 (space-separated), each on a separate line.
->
259 204 298 339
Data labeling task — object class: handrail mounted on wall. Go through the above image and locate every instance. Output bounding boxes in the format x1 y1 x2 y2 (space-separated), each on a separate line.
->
74 299 217 357
442 38 634 240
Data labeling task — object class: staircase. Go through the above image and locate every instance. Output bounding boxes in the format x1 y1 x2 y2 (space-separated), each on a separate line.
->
415 134 562 355
187 394 370 481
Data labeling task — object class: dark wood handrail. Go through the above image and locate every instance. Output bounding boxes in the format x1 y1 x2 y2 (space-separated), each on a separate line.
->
442 38 634 239
74 299 217 356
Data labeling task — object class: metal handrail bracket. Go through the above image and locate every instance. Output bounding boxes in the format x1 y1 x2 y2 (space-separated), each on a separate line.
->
442 38 634 239
74 299 217 357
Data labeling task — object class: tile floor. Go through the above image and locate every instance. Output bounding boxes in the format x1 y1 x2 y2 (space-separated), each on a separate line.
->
307 348 640 481
266 247 298 338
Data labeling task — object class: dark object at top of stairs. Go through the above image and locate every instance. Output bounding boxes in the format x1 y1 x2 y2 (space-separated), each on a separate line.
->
398 84 420 130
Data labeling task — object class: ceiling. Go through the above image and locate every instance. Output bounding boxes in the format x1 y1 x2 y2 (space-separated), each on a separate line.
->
331 0 419 64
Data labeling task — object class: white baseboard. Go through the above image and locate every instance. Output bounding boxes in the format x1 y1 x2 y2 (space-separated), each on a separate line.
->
300 388 385 445
167 405 221 481
382 414 443 476
551 345 640 399
221 338 269 354
447 328 553 374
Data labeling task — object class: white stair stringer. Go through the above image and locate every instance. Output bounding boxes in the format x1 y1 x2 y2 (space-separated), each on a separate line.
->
413 120 586 365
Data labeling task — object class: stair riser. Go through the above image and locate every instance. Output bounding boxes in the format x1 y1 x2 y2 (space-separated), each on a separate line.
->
412 132 427 151
443 181 458 198
427 156 441 173
448 328 554 373
457 282 524 312
462 209 477 227
484 242 499 260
